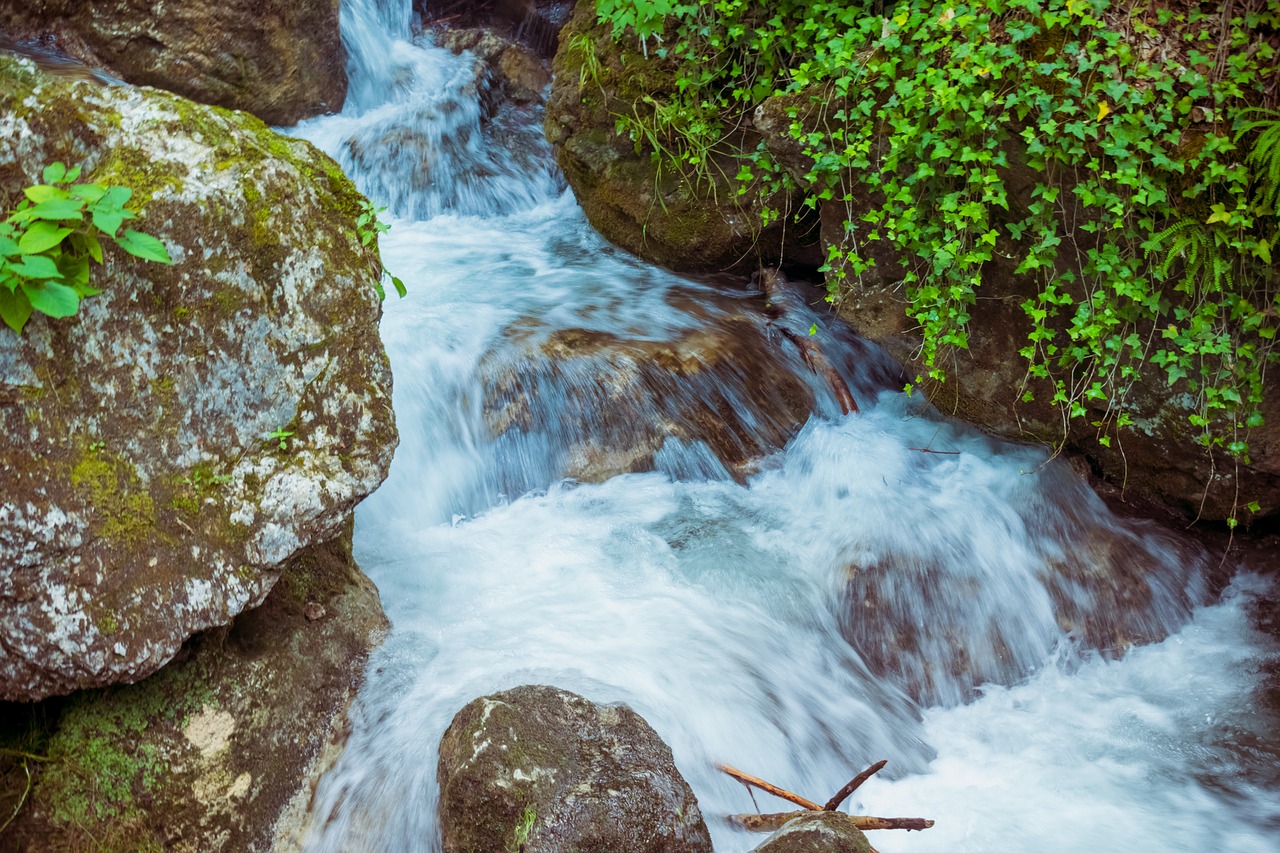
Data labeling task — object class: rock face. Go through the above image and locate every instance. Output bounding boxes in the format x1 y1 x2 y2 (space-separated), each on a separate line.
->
0 519 390 852
0 54 397 701
544 1 811 274
437 685 713 853
751 812 872 853
0 0 346 124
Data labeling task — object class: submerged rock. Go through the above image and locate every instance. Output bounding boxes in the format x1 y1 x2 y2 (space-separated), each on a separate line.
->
437 684 713 853
0 0 346 124
0 55 397 701
0 519 389 852
482 317 816 483
841 457 1208 706
751 812 873 853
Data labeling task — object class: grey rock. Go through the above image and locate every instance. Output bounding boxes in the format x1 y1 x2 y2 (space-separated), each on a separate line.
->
0 55 397 701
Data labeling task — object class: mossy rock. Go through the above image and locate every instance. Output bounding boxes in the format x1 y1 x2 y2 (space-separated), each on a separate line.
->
437 685 713 853
0 518 389 852
0 54 397 701
751 812 872 853
543 2 810 274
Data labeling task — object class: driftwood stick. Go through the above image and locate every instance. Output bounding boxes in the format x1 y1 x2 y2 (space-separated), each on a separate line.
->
716 764 823 812
823 760 888 811
729 812 935 833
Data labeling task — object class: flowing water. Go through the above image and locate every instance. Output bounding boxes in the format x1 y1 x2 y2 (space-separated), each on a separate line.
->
290 2 1280 850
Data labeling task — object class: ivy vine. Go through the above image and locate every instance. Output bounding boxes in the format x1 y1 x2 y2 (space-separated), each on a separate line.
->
595 0 1279 521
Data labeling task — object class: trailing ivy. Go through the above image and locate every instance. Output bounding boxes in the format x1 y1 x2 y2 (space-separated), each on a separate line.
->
595 0 1279 516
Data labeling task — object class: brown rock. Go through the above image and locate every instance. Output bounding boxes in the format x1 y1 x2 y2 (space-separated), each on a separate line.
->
0 0 346 124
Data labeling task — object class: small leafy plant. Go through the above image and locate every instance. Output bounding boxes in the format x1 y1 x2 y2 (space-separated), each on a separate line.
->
0 162 172 334
356 199 407 301
266 428 294 451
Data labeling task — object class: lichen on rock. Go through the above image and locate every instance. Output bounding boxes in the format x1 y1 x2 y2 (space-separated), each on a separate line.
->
0 54 397 702
0 518 389 852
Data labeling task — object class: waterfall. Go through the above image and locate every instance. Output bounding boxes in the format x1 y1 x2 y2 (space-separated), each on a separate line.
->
286 2 1280 850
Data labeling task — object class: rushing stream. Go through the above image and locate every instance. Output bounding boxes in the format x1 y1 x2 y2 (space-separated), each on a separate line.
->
290 2 1280 850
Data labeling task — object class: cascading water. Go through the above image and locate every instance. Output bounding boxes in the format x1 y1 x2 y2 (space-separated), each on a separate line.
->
290 2 1280 850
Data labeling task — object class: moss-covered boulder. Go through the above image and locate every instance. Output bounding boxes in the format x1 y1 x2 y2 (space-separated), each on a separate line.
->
0 54 397 701
544 1 810 274
751 812 873 853
0 518 389 852
437 685 713 853
0 0 345 124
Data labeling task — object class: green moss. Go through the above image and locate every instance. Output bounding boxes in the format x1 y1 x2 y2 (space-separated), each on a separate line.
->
95 146 187 207
71 449 156 545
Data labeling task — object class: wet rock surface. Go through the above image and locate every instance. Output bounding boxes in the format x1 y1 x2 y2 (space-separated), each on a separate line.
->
0 55 396 701
751 812 873 853
437 684 713 853
0 0 346 124
841 456 1209 706
0 520 389 852
478 276 904 488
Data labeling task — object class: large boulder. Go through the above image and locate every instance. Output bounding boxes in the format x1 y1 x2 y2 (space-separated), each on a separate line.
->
0 0 346 124
751 812 873 853
0 518 389 852
437 685 713 853
0 54 397 701
544 1 811 274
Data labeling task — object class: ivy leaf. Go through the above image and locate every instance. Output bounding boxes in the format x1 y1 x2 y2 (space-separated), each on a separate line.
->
115 229 172 264
20 280 80 318
17 221 73 255
1096 101 1111 121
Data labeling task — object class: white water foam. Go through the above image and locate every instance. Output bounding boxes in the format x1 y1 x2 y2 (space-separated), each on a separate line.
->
291 3 1280 850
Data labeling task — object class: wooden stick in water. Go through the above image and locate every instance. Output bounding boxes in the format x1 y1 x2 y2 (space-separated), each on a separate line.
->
716 764 823 812
728 812 935 833
824 759 888 811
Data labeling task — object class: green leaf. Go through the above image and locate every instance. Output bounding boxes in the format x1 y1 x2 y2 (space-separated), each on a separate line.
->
93 208 125 235
115 229 172 264
20 280 79 318
17 221 73 255
10 255 62 279
42 162 66 184
23 185 66 204
0 286 33 333
25 198 85 221
391 275 407 298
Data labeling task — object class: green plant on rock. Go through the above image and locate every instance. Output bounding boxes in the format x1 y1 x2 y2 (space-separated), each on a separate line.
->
356 199 407 301
596 0 1279 521
0 162 172 334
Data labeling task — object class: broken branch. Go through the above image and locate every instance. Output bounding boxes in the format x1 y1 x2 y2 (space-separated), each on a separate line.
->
824 760 888 811
716 764 822 811
729 812 936 833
